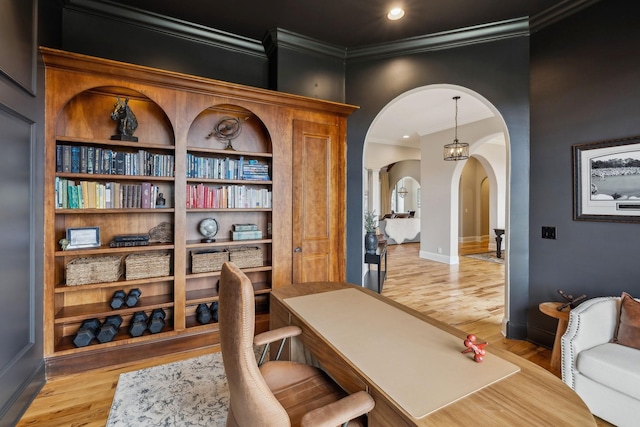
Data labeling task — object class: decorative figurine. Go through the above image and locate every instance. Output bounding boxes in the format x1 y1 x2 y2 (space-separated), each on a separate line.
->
110 97 138 141
461 334 488 363
557 289 587 310
206 116 244 150
155 192 166 208
59 238 69 251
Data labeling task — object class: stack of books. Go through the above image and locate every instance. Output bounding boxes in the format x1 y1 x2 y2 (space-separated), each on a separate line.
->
231 224 262 241
242 160 270 181
109 234 150 247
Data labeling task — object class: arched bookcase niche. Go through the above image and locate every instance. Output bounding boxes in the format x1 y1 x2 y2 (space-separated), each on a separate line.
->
56 86 175 146
186 103 272 154
184 103 274 321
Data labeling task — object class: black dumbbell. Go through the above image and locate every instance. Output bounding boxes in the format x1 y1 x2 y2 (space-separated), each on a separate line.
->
128 311 148 337
73 318 101 347
148 308 166 334
196 303 212 324
110 290 127 309
210 301 219 323
125 288 142 307
97 315 123 343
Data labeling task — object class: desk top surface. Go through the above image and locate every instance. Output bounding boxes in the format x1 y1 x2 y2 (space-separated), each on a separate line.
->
271 282 596 426
284 288 519 418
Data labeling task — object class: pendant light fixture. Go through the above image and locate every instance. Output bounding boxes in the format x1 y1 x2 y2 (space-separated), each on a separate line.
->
443 96 469 161
398 178 408 198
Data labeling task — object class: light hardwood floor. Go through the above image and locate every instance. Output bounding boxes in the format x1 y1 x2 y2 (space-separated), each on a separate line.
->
17 242 611 426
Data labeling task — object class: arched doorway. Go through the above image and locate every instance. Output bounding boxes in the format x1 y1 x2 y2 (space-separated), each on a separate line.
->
363 84 510 332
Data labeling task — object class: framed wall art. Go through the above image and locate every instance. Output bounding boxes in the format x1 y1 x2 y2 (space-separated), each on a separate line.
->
573 136 640 222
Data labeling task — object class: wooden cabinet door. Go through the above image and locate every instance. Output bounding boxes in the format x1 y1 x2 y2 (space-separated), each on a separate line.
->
292 120 345 283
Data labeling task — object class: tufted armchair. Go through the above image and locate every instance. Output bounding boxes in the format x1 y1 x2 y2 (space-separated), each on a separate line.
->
561 296 640 427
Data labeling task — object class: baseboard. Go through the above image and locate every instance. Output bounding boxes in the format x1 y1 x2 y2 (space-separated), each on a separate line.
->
0 362 46 427
45 317 269 378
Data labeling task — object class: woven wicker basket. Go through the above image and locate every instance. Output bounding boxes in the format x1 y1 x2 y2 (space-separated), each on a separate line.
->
191 250 228 273
66 256 123 286
229 247 263 269
125 252 171 280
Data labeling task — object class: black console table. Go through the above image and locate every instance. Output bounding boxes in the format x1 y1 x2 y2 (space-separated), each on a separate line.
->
364 242 387 293
494 228 505 258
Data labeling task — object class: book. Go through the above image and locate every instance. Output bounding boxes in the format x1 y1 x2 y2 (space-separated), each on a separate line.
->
62 145 71 172
233 223 259 231
80 146 88 173
109 240 150 248
70 146 80 173
231 230 263 240
56 145 63 172
141 182 152 208
113 234 149 242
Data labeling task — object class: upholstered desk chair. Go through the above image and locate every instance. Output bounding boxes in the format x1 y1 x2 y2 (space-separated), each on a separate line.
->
219 262 375 427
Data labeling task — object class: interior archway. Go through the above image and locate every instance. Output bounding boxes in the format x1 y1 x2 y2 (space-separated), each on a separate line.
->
363 84 510 332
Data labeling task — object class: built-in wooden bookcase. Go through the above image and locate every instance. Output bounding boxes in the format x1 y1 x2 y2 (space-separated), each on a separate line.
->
42 47 356 376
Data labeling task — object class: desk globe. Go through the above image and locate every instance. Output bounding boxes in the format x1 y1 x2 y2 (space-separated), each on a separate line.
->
199 218 219 243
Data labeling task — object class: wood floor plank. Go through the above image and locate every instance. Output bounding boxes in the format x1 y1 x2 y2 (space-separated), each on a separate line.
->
17 242 612 426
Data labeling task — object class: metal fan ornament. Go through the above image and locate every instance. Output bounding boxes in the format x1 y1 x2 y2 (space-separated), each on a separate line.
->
207 116 244 150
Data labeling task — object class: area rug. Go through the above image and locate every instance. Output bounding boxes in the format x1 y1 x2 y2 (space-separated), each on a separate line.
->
463 252 504 264
107 352 229 426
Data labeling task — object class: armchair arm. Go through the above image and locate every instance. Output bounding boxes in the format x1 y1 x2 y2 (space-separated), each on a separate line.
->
300 390 375 427
254 325 302 365
561 296 620 389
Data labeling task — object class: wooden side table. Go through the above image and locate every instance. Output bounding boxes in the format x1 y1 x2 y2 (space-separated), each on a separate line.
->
539 302 571 372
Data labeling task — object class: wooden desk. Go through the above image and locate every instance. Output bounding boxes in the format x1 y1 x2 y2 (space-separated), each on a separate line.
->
271 282 595 426
539 301 571 372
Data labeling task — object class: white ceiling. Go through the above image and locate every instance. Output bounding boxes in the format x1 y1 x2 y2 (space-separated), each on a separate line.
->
367 88 496 149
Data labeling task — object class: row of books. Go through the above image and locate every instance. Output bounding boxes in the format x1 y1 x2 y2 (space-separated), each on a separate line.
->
57 145 174 177
55 177 165 209
231 223 263 240
186 184 272 209
186 154 270 181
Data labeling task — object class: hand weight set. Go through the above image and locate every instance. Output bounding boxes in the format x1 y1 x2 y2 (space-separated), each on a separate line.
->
73 315 123 347
110 288 142 309
196 302 219 324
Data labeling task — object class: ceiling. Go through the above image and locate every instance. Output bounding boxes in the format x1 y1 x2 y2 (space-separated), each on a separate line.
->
104 0 560 47
98 0 569 150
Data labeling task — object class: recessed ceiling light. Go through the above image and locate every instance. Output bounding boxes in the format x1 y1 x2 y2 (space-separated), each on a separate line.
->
387 7 405 21
403 135 410 139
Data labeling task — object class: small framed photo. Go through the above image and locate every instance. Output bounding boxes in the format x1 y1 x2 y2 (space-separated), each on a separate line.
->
573 135 640 222
66 227 101 249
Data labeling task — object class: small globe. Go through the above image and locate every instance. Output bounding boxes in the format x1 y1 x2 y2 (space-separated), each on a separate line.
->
199 218 219 242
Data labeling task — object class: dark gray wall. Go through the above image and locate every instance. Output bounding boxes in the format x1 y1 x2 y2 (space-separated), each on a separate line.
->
529 2 640 346
344 38 531 337
61 8 269 88
263 29 346 102
0 0 55 423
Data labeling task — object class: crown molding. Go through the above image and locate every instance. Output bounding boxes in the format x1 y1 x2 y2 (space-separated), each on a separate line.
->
263 28 347 60
347 18 529 62
530 0 601 33
64 0 600 63
64 0 266 58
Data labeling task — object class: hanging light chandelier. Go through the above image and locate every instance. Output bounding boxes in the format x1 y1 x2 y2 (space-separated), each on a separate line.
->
443 95 469 161
398 179 408 198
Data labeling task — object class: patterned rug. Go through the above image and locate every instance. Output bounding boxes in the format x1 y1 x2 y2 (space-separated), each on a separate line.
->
463 252 505 264
107 352 229 426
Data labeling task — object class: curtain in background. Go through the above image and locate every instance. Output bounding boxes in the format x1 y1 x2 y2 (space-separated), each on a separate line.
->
380 169 391 216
